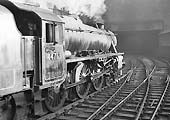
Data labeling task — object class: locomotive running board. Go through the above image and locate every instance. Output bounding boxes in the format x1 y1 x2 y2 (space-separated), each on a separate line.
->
66 53 124 63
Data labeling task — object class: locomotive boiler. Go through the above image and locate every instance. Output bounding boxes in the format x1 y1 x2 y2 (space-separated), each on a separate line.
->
0 0 124 120
61 15 117 54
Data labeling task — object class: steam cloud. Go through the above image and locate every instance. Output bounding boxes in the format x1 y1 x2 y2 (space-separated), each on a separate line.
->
50 0 106 19
10 0 107 19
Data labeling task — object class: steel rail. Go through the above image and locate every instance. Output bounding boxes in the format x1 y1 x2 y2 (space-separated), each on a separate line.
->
134 64 154 120
135 71 151 120
100 66 156 120
136 59 169 120
86 68 135 120
149 59 170 120
150 75 170 120
37 69 133 120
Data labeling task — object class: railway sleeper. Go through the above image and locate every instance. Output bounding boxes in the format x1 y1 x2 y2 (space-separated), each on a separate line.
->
141 115 153 120
126 100 141 105
76 103 99 109
107 115 129 120
96 92 116 97
83 100 105 105
87 98 108 102
143 109 155 114
57 114 82 120
158 110 170 118
162 101 170 107
67 109 92 117
94 95 113 99
87 97 109 101
73 107 97 113
121 107 138 113
119 93 131 97
113 111 136 119
150 86 165 89
125 103 140 108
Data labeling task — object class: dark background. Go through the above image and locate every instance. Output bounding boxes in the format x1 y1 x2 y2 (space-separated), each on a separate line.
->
103 0 170 57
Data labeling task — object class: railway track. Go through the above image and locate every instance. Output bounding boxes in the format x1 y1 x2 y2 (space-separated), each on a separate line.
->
136 59 170 120
97 58 170 120
37 70 133 120
37 57 144 120
37 57 170 120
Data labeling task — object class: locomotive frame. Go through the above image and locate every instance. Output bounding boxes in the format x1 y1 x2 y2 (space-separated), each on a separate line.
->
0 1 124 120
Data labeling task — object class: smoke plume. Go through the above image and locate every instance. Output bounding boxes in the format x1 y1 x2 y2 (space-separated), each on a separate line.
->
10 0 107 19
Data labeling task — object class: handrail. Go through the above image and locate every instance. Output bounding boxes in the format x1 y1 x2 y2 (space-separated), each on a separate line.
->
86 68 135 120
100 66 156 120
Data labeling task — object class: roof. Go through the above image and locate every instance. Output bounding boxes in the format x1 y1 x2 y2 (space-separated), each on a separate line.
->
13 2 63 23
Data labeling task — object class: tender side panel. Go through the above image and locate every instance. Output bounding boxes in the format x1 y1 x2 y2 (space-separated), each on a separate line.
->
0 5 23 95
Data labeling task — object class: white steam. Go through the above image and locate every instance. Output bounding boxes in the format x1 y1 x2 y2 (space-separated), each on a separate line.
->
9 0 107 19
51 0 106 18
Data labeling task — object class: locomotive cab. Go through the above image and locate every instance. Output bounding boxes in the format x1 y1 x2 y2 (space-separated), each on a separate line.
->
0 0 67 94
41 20 66 88
0 1 67 117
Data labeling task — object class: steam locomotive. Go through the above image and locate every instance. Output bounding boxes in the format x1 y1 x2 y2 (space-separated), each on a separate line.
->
0 0 124 119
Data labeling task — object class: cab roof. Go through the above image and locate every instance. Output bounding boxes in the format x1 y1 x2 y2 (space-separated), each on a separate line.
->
13 2 63 23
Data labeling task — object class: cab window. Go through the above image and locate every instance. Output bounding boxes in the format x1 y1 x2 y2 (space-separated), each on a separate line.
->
46 23 54 43
55 24 60 43
55 24 63 44
46 23 63 44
